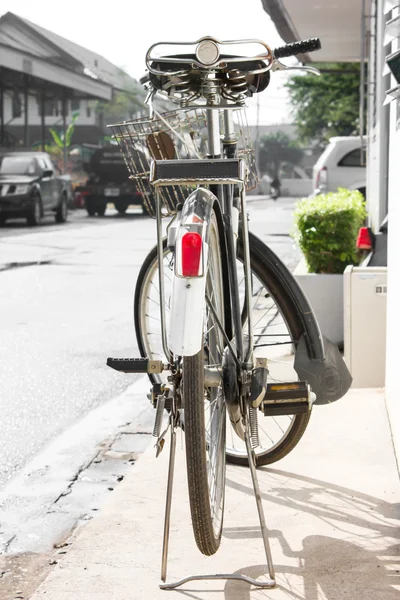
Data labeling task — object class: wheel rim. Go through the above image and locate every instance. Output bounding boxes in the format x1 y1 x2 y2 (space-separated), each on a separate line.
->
137 245 299 462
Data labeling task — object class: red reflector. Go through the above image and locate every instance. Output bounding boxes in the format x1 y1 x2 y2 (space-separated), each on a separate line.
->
357 227 373 250
181 232 202 276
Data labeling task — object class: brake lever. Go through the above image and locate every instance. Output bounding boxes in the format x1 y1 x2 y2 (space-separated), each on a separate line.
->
271 59 321 76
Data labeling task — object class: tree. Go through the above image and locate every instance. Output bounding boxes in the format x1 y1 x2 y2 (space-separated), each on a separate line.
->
48 111 79 152
258 131 303 179
97 67 146 126
43 111 80 174
98 89 145 122
285 63 361 148
95 85 147 145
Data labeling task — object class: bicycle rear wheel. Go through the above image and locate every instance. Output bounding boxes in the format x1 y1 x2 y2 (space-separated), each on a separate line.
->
183 358 226 555
134 232 311 470
182 211 226 555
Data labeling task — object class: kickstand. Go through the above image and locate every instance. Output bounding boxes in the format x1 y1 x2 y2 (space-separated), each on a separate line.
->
159 421 276 590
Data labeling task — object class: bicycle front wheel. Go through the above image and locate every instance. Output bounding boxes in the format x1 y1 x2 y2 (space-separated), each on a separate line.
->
183 210 226 556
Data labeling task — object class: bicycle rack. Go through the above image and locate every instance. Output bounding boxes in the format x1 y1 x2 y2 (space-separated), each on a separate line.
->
158 414 277 591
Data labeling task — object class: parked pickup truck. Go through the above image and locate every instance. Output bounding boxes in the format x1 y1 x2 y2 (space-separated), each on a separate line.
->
0 151 72 226
74 144 145 216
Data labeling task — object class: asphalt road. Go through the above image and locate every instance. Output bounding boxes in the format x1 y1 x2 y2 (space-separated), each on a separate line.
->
0 206 156 489
0 197 300 490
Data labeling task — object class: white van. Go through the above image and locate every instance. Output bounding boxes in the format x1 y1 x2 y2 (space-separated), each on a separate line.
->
313 136 366 197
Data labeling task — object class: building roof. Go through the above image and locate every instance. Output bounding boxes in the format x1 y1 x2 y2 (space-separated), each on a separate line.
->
18 15 141 93
261 0 362 63
0 12 142 97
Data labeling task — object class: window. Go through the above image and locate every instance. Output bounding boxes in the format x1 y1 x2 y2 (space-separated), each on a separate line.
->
338 149 365 167
12 92 22 118
71 99 80 112
0 157 36 175
44 157 53 171
36 157 47 171
37 99 59 117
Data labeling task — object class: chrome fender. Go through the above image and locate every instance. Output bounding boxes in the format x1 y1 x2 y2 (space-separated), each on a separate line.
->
168 188 217 357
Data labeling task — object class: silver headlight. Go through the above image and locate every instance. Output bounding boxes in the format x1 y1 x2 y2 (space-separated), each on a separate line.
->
195 40 220 66
15 184 30 195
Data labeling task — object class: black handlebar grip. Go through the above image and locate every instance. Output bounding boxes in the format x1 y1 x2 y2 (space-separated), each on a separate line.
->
274 38 321 60
140 72 150 85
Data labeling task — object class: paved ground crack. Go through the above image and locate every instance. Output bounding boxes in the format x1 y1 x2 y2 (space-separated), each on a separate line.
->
50 432 120 508
3 534 16 553
51 451 102 506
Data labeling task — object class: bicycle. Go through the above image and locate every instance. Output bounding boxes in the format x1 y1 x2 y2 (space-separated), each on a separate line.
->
107 35 352 590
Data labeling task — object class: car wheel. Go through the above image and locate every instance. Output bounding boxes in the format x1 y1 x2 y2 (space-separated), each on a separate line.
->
27 194 42 226
0 215 6 226
96 204 106 216
85 197 97 216
357 187 366 200
55 194 68 223
115 201 128 214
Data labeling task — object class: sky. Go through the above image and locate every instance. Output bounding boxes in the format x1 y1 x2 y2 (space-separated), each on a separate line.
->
0 0 295 125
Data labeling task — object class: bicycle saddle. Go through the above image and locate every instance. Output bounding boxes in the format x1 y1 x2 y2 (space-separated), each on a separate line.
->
149 54 271 95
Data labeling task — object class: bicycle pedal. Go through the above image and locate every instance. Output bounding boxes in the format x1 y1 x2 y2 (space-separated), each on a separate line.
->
106 357 164 374
261 381 312 416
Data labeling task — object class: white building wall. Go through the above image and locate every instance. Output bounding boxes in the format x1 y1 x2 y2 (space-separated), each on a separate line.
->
367 0 391 232
385 9 400 462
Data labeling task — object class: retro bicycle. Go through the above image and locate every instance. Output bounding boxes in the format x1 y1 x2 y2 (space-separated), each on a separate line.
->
107 36 351 590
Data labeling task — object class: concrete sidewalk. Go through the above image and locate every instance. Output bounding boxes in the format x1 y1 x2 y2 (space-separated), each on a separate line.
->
30 388 400 600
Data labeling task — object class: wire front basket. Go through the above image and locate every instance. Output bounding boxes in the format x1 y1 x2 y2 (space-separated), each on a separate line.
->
109 108 258 218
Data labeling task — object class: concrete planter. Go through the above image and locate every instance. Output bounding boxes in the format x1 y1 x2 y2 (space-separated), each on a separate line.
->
294 259 344 346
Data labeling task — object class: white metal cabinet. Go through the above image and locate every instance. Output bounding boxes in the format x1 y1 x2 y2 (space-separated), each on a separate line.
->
344 266 387 388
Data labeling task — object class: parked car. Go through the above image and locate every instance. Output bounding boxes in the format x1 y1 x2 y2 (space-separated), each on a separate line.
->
74 144 146 216
313 136 366 198
0 152 72 226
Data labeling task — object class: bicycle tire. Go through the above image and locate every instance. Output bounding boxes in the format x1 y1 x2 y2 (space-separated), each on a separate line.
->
134 232 311 469
230 233 311 467
183 211 226 555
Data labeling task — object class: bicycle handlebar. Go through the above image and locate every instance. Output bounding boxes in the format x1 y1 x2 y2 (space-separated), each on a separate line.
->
273 37 321 60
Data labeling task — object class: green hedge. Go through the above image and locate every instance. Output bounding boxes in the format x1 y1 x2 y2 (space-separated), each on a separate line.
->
293 188 367 274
